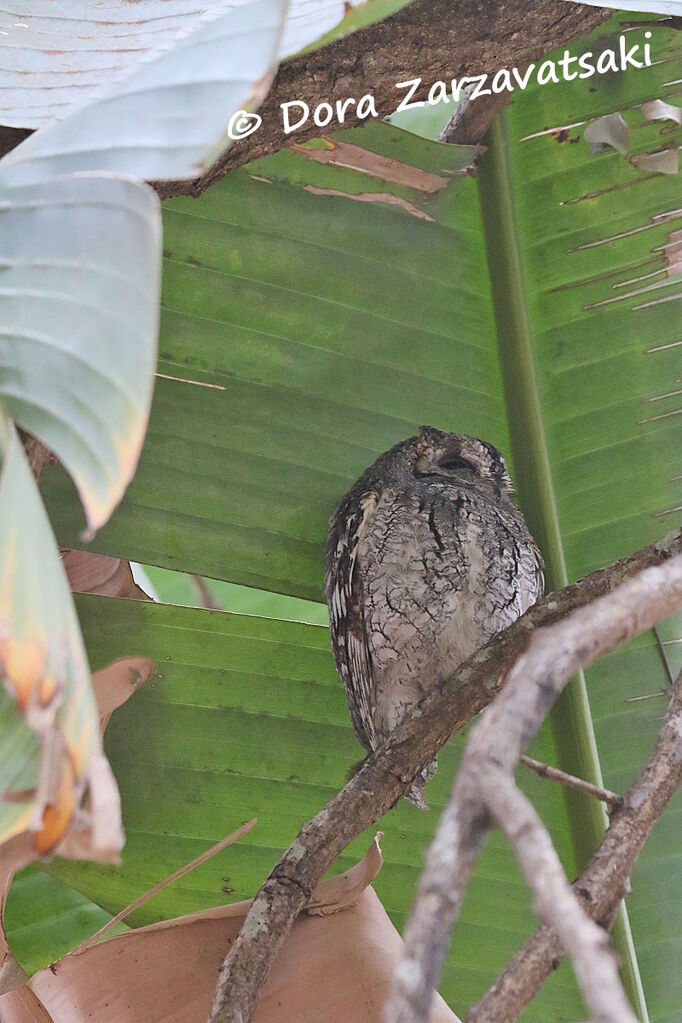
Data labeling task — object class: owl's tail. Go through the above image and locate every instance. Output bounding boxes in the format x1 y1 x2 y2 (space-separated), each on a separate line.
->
406 757 437 810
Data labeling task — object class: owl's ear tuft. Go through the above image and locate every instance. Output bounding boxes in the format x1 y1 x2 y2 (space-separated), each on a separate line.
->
417 425 436 451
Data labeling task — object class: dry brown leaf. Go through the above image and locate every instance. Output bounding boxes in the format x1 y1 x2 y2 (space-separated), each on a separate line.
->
306 831 383 915
0 887 459 1023
291 139 453 192
0 984 54 1022
631 148 680 176
90 657 155 734
60 550 150 600
0 836 460 1021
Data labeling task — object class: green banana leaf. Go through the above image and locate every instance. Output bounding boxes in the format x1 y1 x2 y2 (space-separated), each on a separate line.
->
33 10 682 1023
32 592 582 1021
2 867 126 979
140 565 329 623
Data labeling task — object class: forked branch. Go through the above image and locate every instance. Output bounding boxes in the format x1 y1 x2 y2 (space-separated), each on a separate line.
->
208 529 681 1023
468 667 682 1023
383 548 682 1023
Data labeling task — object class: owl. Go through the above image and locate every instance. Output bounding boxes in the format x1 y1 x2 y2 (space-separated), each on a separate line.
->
324 426 544 808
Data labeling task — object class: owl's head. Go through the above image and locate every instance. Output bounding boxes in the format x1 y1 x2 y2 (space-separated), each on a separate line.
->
411 426 514 501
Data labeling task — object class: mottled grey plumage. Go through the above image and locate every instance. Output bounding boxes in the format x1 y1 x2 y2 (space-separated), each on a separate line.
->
324 426 544 808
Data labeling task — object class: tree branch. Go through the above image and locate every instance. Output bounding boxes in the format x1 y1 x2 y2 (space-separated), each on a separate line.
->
0 3 608 195
207 528 681 1023
158 0 608 198
384 547 682 1023
467 667 682 1023
438 86 510 146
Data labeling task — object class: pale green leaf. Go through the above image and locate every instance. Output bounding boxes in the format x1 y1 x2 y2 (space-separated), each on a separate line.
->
0 174 160 531
0 0 285 186
35 593 584 1022
0 0 373 132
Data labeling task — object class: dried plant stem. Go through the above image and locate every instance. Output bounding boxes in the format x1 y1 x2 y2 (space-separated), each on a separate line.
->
73 819 256 955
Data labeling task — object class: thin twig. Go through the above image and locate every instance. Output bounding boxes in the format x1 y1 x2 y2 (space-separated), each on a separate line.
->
467 669 682 1023
192 575 223 611
384 551 682 1023
519 755 622 807
73 819 256 955
208 529 681 1023
653 624 676 686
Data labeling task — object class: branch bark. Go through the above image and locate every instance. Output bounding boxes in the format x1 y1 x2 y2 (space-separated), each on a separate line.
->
384 547 682 1023
17 428 51 483
467 668 682 1023
438 86 510 147
0 3 608 194
158 0 608 198
208 528 682 1023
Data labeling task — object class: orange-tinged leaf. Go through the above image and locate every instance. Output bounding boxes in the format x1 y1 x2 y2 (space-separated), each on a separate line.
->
0 637 46 712
38 676 58 710
35 760 76 857
91 658 156 736
0 805 33 849
0 423 123 871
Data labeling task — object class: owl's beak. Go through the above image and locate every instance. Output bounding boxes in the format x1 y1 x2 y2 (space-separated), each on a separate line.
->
414 452 434 475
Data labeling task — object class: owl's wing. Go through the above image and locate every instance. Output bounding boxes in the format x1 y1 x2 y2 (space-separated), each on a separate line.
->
532 542 545 599
324 489 379 753
518 534 545 611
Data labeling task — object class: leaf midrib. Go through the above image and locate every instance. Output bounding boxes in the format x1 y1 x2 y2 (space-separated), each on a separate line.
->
477 112 650 1023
